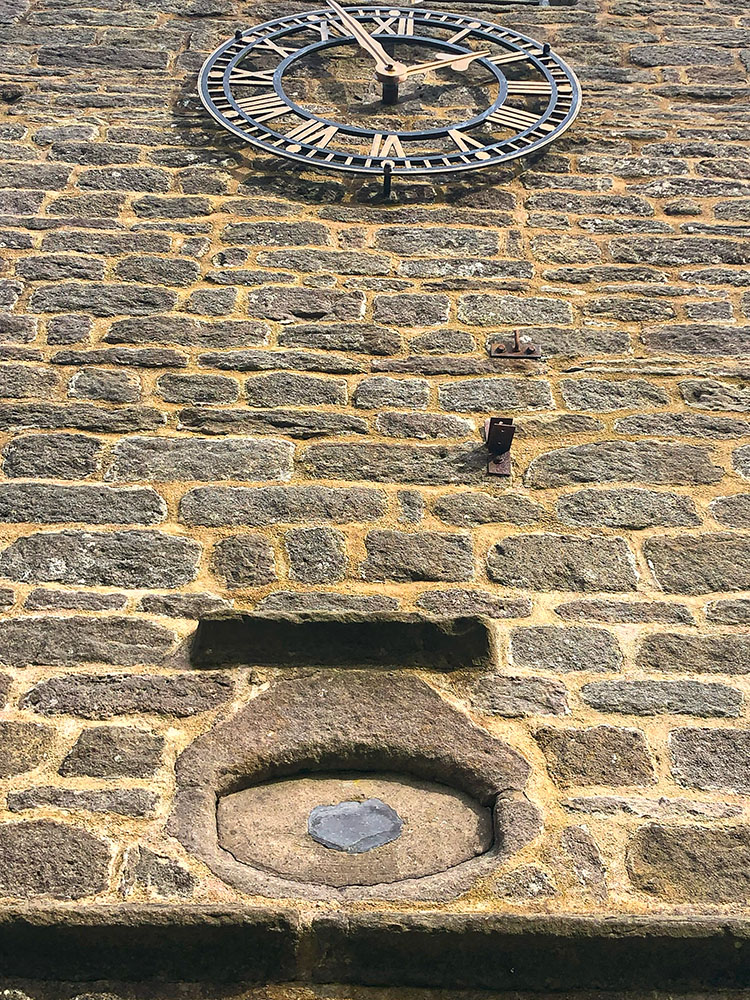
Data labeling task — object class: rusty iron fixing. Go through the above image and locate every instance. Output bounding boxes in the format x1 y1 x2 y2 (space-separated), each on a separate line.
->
483 417 515 476
488 331 542 359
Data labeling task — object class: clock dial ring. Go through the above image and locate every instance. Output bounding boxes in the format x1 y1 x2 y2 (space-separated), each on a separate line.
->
199 6 581 176
226 36 512 140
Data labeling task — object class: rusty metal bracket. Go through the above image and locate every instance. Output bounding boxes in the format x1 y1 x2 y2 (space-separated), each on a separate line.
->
489 331 542 359
483 417 515 476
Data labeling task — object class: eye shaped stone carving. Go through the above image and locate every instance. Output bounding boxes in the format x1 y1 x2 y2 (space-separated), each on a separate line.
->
217 774 492 887
169 670 539 901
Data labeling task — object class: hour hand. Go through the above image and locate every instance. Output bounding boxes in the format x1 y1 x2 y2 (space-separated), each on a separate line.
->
402 49 490 76
327 0 392 69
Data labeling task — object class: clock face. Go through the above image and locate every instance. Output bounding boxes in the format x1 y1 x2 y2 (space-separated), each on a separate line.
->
199 5 581 176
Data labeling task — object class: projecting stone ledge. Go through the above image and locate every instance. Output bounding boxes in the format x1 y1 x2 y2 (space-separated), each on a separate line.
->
0 908 749 989
191 611 494 671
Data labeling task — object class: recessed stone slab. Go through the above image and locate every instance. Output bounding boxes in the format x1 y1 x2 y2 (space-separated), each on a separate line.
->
170 670 536 901
218 774 491 888
191 612 493 671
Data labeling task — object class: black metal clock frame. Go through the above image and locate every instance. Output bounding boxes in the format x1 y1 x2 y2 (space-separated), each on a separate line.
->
199 6 581 176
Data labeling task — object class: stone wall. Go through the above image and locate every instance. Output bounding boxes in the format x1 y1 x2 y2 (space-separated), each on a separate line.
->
0 0 749 918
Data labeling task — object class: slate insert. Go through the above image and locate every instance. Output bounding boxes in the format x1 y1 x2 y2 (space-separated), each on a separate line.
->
308 798 403 853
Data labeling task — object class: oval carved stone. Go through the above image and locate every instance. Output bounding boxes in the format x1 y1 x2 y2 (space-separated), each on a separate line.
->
217 773 493 887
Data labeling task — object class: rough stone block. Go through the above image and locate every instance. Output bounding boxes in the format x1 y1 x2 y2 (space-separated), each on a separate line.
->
0 615 175 667
0 483 166 525
644 533 750 592
469 675 568 717
627 823 750 902
109 436 293 482
247 287 364 322
8 786 157 817
526 441 723 488
433 492 542 527
637 633 750 674
60 726 164 778
23 673 233 717
705 599 750 625
372 294 450 327
457 295 572 326
0 529 199 588
439 378 552 412
0 721 53 777
157 373 238 405
211 533 277 588
179 484 384 527
487 534 637 591
555 599 693 625
246 373 347 408
3 433 101 479
557 488 699 528
670 728 750 791
353 376 429 410
302 442 488 485
285 526 347 583
512 626 622 673
560 378 669 411
414 590 531 619
68 368 141 403
360 530 473 582
583 680 741 717
0 821 111 899
278 323 400 356
536 726 656 787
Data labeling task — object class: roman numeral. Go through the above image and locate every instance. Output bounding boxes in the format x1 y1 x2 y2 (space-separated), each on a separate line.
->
235 93 289 121
488 105 550 131
486 51 532 67
254 37 299 58
505 80 552 96
397 11 415 35
448 129 491 159
229 68 275 86
370 12 399 33
445 21 481 45
369 132 407 159
286 119 340 151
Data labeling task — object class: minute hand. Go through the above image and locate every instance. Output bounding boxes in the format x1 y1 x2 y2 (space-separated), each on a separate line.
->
327 0 392 68
402 49 490 76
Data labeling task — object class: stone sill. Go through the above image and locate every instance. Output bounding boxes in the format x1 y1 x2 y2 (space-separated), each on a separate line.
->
1 907 749 989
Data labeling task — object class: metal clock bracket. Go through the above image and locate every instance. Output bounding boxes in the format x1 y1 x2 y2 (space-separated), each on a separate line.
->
483 417 515 476
489 331 542 359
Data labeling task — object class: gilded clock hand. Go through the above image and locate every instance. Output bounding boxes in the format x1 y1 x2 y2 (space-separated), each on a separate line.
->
326 0 407 104
402 48 490 76
326 0 392 69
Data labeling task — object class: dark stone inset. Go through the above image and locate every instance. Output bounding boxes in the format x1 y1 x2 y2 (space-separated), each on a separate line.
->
308 798 403 854
192 612 493 671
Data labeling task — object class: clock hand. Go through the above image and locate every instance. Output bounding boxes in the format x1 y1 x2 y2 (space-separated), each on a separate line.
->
327 0 393 69
326 0 407 104
402 48 490 76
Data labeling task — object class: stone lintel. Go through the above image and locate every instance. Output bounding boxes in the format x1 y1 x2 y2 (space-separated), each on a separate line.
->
0 908 748 988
